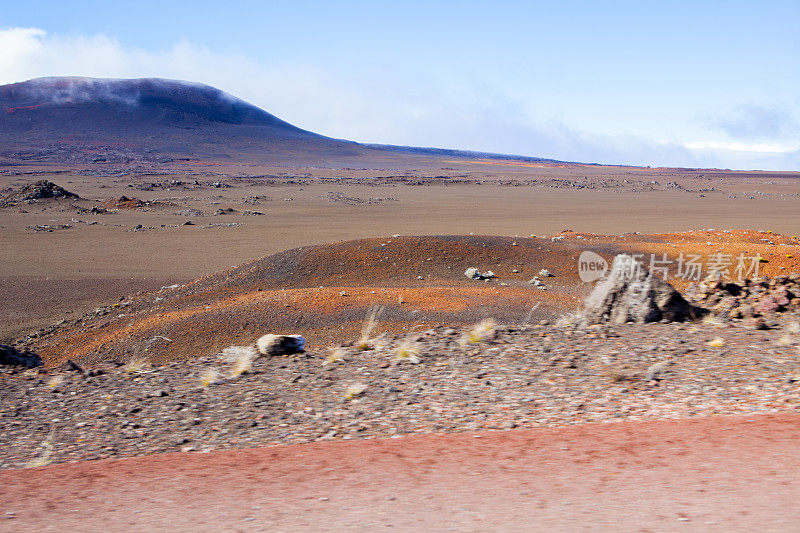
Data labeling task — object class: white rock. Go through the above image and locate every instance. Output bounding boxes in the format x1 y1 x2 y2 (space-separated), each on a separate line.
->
256 334 306 356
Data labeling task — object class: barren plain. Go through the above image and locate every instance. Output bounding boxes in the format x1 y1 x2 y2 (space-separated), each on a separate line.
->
3 77 800 531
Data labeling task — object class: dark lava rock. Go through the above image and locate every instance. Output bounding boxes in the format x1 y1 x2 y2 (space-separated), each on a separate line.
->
0 345 43 368
2 180 79 204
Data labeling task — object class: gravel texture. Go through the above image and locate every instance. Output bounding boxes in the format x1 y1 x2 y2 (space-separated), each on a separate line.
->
2 312 799 469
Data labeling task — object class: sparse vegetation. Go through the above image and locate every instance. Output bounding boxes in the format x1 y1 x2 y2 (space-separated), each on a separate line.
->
776 335 795 347
460 318 497 346
645 361 669 381
199 368 219 387
707 337 726 348
520 303 541 325
356 306 384 351
26 431 55 468
344 383 368 401
701 314 726 328
46 375 64 390
124 356 149 374
222 345 258 377
324 346 347 366
395 338 422 364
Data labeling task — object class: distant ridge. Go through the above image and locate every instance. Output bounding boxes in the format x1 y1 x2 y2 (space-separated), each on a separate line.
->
0 76 571 168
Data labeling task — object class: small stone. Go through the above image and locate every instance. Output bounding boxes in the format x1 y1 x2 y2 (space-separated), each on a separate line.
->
256 334 306 356
464 267 481 280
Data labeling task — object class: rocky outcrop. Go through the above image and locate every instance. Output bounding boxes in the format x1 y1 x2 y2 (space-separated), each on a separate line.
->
0 345 43 368
686 274 800 318
1 180 79 206
583 255 697 324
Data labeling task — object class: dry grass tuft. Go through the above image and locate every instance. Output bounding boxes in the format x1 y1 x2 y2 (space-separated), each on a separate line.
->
356 305 384 351
323 346 347 366
701 314 726 328
707 337 726 348
199 368 219 388
46 375 64 390
124 356 149 375
644 361 669 381
222 345 258 377
776 335 795 347
460 318 498 346
555 311 584 329
395 338 422 364
26 430 55 468
520 303 541 325
344 383 368 401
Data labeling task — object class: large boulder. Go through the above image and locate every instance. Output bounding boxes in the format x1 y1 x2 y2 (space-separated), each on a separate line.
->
583 255 696 324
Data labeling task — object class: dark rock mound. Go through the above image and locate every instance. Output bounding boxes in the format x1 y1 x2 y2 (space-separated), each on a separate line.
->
2 180 79 205
0 345 43 368
584 255 698 324
686 274 800 318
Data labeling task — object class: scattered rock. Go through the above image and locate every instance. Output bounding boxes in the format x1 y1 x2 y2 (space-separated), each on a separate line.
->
60 360 83 373
464 267 481 280
464 268 496 280
256 334 306 357
688 274 800 318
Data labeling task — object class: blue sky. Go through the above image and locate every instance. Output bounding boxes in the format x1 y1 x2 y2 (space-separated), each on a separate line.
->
1 1 798 170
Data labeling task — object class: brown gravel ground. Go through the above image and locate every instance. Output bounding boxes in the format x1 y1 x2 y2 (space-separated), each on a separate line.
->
2 312 799 470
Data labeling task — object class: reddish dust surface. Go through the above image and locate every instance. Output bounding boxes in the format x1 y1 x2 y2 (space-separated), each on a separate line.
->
2 413 798 532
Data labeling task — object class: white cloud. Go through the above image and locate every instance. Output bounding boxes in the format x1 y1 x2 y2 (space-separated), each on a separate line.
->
683 140 796 154
0 26 797 171
711 104 799 141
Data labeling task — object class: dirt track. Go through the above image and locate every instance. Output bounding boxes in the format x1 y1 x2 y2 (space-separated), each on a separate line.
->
2 413 798 532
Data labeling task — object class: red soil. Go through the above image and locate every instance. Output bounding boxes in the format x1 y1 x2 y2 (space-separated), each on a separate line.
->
2 413 798 531
100 196 146 209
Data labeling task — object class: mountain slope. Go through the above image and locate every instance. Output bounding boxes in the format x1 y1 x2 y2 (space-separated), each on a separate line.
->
0 77 373 165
